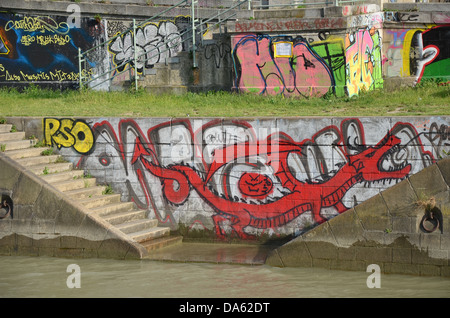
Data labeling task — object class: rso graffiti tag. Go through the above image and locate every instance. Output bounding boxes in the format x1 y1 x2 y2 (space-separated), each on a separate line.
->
44 118 94 154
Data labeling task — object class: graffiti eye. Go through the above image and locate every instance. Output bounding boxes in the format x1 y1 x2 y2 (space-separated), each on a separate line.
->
238 172 273 199
99 152 111 166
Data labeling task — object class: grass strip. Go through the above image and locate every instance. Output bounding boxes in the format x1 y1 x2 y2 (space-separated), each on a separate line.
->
0 81 448 118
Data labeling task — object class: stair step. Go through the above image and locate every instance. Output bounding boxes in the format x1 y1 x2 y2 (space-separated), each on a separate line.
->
4 147 49 159
52 177 98 192
103 209 147 225
90 201 136 217
79 194 122 209
0 124 12 133
0 139 34 151
16 154 61 167
116 218 158 234
60 184 105 199
40 170 85 183
29 162 73 175
129 227 170 243
0 131 25 142
141 235 183 252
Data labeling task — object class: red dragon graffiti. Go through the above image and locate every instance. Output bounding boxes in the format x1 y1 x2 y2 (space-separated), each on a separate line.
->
79 118 433 240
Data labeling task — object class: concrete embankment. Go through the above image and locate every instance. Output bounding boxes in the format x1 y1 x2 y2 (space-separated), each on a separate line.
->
266 158 450 277
1 116 449 277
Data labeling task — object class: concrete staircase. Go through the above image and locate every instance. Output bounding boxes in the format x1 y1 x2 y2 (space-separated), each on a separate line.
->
0 123 182 253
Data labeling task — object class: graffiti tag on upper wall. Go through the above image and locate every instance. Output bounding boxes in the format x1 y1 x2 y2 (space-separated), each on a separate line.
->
232 26 383 98
69 117 448 241
384 25 450 84
0 13 99 85
108 16 193 74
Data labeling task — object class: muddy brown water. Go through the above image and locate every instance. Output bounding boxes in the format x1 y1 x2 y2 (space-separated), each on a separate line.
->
1 255 448 298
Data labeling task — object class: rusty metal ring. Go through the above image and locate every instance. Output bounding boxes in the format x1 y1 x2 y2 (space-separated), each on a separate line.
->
420 214 439 233
0 202 10 219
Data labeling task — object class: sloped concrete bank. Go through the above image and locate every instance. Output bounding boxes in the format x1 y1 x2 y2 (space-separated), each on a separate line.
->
266 159 450 277
0 148 148 259
1 116 449 277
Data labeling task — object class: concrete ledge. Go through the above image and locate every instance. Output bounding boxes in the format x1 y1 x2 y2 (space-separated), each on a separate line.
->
227 16 348 33
383 3 450 12
0 0 249 20
253 4 380 19
266 158 450 277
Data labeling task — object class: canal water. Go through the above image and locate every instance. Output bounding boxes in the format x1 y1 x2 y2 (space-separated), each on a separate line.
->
1 255 449 298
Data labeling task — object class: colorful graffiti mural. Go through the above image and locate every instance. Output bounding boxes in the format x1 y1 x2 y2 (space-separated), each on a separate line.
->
49 117 447 241
232 34 335 97
345 27 383 96
231 27 384 98
383 24 450 84
0 13 100 87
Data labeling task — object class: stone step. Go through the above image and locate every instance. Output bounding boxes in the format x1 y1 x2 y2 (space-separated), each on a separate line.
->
29 162 74 175
4 147 49 159
141 235 183 252
116 218 158 234
40 170 85 183
0 139 34 151
0 124 12 133
16 154 61 167
52 178 99 192
90 201 136 217
0 131 25 142
79 194 122 209
103 209 147 225
63 185 106 199
129 226 170 243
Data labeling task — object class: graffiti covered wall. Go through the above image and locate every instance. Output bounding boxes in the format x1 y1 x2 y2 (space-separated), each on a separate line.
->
48 116 450 242
383 24 450 85
231 11 450 97
231 27 384 98
0 12 206 90
0 13 105 88
1 10 448 92
106 16 192 76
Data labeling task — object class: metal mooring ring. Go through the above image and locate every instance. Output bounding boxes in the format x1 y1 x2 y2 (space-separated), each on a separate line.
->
420 213 439 233
0 202 10 219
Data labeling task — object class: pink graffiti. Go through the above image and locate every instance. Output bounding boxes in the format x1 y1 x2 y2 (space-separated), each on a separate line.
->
232 34 333 97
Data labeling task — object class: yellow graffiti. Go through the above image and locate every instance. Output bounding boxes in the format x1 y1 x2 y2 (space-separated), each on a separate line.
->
21 34 71 46
2 69 93 82
0 34 10 55
5 16 70 35
345 28 381 97
44 118 94 154
400 25 435 77
20 35 35 46
38 34 71 46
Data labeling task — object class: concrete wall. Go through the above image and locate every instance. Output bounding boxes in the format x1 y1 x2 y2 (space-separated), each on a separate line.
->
229 6 450 97
266 158 450 277
1 2 448 94
0 13 105 89
31 116 449 244
382 5 450 86
0 150 148 259
0 7 232 92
